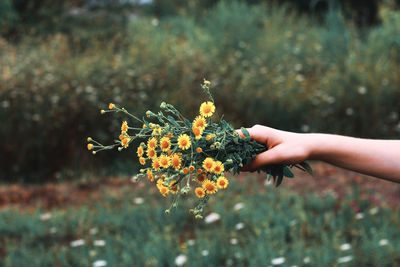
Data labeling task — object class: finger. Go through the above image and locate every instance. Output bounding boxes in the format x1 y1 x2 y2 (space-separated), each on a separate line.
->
241 148 284 172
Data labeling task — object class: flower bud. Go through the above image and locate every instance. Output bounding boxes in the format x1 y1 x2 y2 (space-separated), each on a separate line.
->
87 137 92 142
160 102 167 109
165 209 170 214
100 110 105 114
195 215 203 219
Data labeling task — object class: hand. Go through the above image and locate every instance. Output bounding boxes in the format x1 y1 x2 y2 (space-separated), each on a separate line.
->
237 125 311 171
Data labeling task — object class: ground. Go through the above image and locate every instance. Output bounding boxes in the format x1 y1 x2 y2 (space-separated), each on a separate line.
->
0 162 399 211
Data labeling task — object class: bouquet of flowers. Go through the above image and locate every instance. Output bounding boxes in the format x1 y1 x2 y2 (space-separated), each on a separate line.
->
87 80 312 218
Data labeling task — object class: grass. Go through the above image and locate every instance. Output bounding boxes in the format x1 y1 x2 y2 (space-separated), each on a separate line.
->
0 176 399 266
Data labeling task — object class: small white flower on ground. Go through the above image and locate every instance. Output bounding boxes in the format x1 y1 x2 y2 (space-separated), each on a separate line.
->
204 212 220 224
358 86 367 95
234 202 245 211
235 223 245 230
94 240 106 246
49 227 57 234
303 257 310 264
90 228 98 235
40 213 52 221
175 254 187 266
187 239 195 246
379 239 389 246
230 238 238 245
133 197 144 205
369 207 379 215
201 250 209 256
92 260 107 267
340 243 351 251
70 239 85 247
271 257 285 265
337 255 353 264
355 213 364 220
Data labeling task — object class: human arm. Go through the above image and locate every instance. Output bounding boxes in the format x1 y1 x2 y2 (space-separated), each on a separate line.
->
238 125 400 183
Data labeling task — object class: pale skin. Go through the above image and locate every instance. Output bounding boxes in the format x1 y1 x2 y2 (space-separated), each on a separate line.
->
238 125 400 183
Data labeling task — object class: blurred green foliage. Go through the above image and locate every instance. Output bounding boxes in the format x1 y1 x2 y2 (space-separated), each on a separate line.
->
0 179 398 266
1 1 400 182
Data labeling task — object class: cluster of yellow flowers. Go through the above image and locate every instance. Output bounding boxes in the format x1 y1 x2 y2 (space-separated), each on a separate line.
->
87 80 235 217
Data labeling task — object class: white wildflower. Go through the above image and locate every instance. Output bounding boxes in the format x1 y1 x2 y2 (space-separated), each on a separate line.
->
204 212 220 224
235 223 245 230
234 203 245 211
175 254 187 266
340 243 351 251
271 257 285 265
379 239 389 246
92 260 107 267
70 239 85 247
337 255 353 264
94 240 106 247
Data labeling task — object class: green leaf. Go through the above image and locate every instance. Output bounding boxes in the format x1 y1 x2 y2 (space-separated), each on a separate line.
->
241 127 250 140
299 162 313 176
283 166 294 178
167 115 180 127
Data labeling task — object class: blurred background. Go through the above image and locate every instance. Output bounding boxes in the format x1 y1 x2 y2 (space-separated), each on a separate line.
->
0 0 399 266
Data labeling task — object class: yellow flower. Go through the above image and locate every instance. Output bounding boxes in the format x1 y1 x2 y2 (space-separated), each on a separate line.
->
159 186 169 197
87 144 93 151
196 147 202 153
199 101 215 117
202 157 215 172
193 116 207 130
206 134 216 141
195 187 205 198
177 134 191 150
217 176 229 189
139 157 146 165
137 146 144 157
147 170 154 182
160 137 171 152
196 174 207 184
203 80 211 86
159 154 171 168
109 103 115 110
152 158 161 171
142 124 147 129
169 180 180 194
146 148 156 159
148 137 157 149
152 127 162 136
121 121 128 133
203 179 218 194
171 154 182 170
121 137 131 148
156 178 164 189
189 165 195 172
212 161 224 174
192 126 203 140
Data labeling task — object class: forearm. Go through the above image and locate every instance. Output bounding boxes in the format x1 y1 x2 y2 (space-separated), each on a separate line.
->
305 134 400 182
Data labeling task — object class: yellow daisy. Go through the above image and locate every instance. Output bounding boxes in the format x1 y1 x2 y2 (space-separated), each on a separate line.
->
171 154 182 170
121 137 131 148
152 158 161 171
196 174 207 184
148 137 157 149
139 157 146 165
159 186 169 197
206 134 216 141
193 116 207 130
177 134 191 150
147 170 154 182
159 154 171 168
212 161 224 174
152 127 162 136
202 157 215 172
202 179 218 194
137 146 144 157
195 187 205 198
121 121 128 133
192 126 203 140
160 136 171 152
217 176 229 189
196 147 202 153
199 101 215 117
169 180 180 194
146 148 156 159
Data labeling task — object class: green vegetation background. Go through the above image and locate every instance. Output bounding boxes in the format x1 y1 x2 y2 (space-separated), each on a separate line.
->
1 0 400 182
